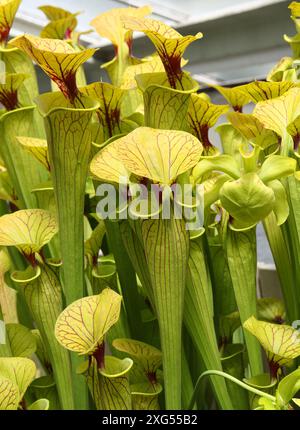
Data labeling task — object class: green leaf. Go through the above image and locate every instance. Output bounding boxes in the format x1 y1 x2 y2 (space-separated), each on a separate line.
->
90 139 130 185
220 173 275 227
31 375 60 410
120 128 202 184
244 316 300 367
122 16 202 89
6 323 36 357
91 6 151 49
284 33 300 58
227 111 279 151
0 106 48 208
0 0 21 45
0 72 28 110
85 220 106 265
40 15 78 40
193 155 240 182
10 35 97 101
276 368 300 407
187 93 228 155
267 57 294 82
136 72 199 129
0 249 17 324
98 356 133 410
258 397 277 410
0 163 18 206
293 398 300 407
0 42 41 109
208 239 237 341
120 55 165 90
240 81 296 102
0 209 58 256
31 330 51 374
219 312 241 342
267 180 289 225
55 288 122 355
0 375 19 410
257 297 286 324
215 123 248 168
112 338 162 381
244 373 277 390
91 127 202 186
212 85 251 111
131 382 162 410
80 82 136 144
91 7 151 86
0 356 36 400
253 87 300 153
28 398 50 410
258 155 296 183
227 111 263 139
77 358 100 409
39 5 74 21
16 137 50 171
120 56 165 118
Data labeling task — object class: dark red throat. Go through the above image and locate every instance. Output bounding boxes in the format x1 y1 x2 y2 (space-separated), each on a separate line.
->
92 342 105 370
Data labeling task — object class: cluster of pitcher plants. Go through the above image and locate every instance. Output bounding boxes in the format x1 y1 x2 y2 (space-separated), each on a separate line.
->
0 0 300 410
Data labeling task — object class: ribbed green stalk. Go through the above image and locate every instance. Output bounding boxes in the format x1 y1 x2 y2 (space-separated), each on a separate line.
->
36 92 99 409
226 227 263 376
264 212 298 323
12 263 74 409
182 337 197 410
283 176 300 313
120 221 155 307
184 237 232 409
208 240 237 341
141 215 189 409
105 220 144 340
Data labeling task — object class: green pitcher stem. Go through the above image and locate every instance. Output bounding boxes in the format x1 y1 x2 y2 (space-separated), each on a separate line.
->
181 345 197 410
141 215 189 409
184 237 233 410
120 220 155 308
105 220 144 340
226 227 263 376
283 176 300 315
36 92 99 409
14 264 74 409
264 212 299 323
